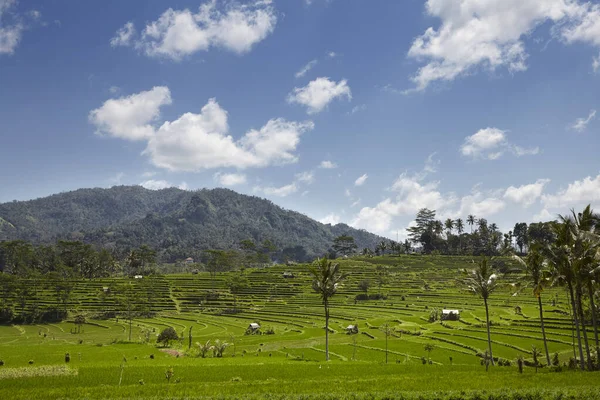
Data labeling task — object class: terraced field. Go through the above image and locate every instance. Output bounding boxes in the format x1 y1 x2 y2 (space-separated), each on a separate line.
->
1 255 599 399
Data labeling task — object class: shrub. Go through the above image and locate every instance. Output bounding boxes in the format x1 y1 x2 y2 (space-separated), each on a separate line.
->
157 327 179 347
0 360 4 366
65 353 70 363
150 354 154 359
28 360 34 365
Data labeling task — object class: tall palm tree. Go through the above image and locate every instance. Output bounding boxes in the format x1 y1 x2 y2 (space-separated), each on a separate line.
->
467 215 476 234
378 240 387 256
460 257 499 366
309 257 347 361
444 218 454 239
544 219 586 370
512 245 551 366
455 218 464 254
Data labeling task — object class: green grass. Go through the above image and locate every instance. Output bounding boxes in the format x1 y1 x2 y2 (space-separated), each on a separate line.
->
0 255 598 399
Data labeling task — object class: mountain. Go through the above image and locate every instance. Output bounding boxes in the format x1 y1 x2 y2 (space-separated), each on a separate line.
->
0 186 384 262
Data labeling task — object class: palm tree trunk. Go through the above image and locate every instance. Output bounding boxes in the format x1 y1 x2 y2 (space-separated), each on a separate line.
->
587 281 600 369
568 281 585 370
576 283 592 370
538 295 551 366
484 297 495 366
325 299 330 362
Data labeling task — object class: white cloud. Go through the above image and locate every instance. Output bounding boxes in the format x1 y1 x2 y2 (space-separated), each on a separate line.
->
571 109 596 132
0 0 23 55
348 104 367 115
354 174 368 186
542 174 600 209
214 172 247 186
319 160 337 169
407 0 600 91
327 51 337 58
533 208 555 222
593 53 600 72
140 179 188 190
89 86 172 141
504 179 550 207
255 182 298 197
287 77 351 114
295 170 315 184
319 213 341 225
454 192 505 219
460 127 539 160
295 59 317 78
344 189 351 197
350 199 361 207
114 0 276 60
90 88 314 171
146 100 313 171
110 21 135 47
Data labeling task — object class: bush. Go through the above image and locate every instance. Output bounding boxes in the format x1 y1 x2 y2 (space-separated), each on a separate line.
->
65 353 70 363
157 327 179 347
0 360 4 366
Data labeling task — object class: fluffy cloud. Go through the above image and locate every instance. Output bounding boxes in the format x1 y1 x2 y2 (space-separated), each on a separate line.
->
295 59 317 78
407 0 600 91
593 53 600 72
89 86 172 141
214 172 247 186
354 174 368 186
571 109 596 132
319 213 341 225
255 182 298 197
504 179 550 207
295 171 315 184
90 88 314 171
319 160 337 169
542 174 600 209
460 127 539 160
110 21 135 47
532 208 556 222
454 192 505 218
140 179 188 190
287 77 352 114
112 0 276 60
0 0 23 55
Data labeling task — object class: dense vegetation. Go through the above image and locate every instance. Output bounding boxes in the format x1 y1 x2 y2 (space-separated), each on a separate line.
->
0 186 384 262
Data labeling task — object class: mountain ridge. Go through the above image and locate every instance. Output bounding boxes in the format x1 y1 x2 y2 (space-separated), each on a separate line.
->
0 185 384 262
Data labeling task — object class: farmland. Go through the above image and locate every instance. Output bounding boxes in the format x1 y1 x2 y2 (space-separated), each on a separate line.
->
1 255 599 399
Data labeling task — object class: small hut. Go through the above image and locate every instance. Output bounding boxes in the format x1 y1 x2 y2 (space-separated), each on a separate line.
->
133 275 143 279
346 324 359 334
184 257 194 264
282 272 295 279
441 309 460 321
246 323 261 335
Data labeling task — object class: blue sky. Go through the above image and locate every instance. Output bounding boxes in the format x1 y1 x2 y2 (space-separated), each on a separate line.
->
1 0 600 239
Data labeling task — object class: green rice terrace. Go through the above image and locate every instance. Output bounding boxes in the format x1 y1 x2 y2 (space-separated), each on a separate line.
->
1 255 599 399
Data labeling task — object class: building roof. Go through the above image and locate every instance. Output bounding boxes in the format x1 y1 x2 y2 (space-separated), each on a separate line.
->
442 309 459 314
249 323 260 329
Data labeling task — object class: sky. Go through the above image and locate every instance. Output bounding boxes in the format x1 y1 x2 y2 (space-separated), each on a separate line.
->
1 0 600 240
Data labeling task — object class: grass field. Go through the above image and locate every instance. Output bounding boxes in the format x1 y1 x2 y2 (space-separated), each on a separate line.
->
1 255 599 399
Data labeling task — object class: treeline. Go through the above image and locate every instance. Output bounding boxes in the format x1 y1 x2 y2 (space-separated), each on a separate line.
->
358 208 555 256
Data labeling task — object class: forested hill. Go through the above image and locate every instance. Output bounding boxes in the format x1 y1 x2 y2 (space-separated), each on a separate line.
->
0 186 383 262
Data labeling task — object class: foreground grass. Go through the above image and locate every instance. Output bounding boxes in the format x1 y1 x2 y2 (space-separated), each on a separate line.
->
1 360 599 399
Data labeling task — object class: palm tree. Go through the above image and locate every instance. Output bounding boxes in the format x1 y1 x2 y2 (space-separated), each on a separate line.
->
455 218 464 254
460 257 499 366
378 241 387 256
467 215 476 234
309 257 347 361
544 219 586 370
444 218 454 239
512 245 551 366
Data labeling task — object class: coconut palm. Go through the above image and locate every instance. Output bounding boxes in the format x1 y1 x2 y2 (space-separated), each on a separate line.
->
460 257 499 366
309 257 347 361
512 245 551 366
455 218 464 254
467 215 476 234
378 241 387 255
444 218 454 239
544 219 586 370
